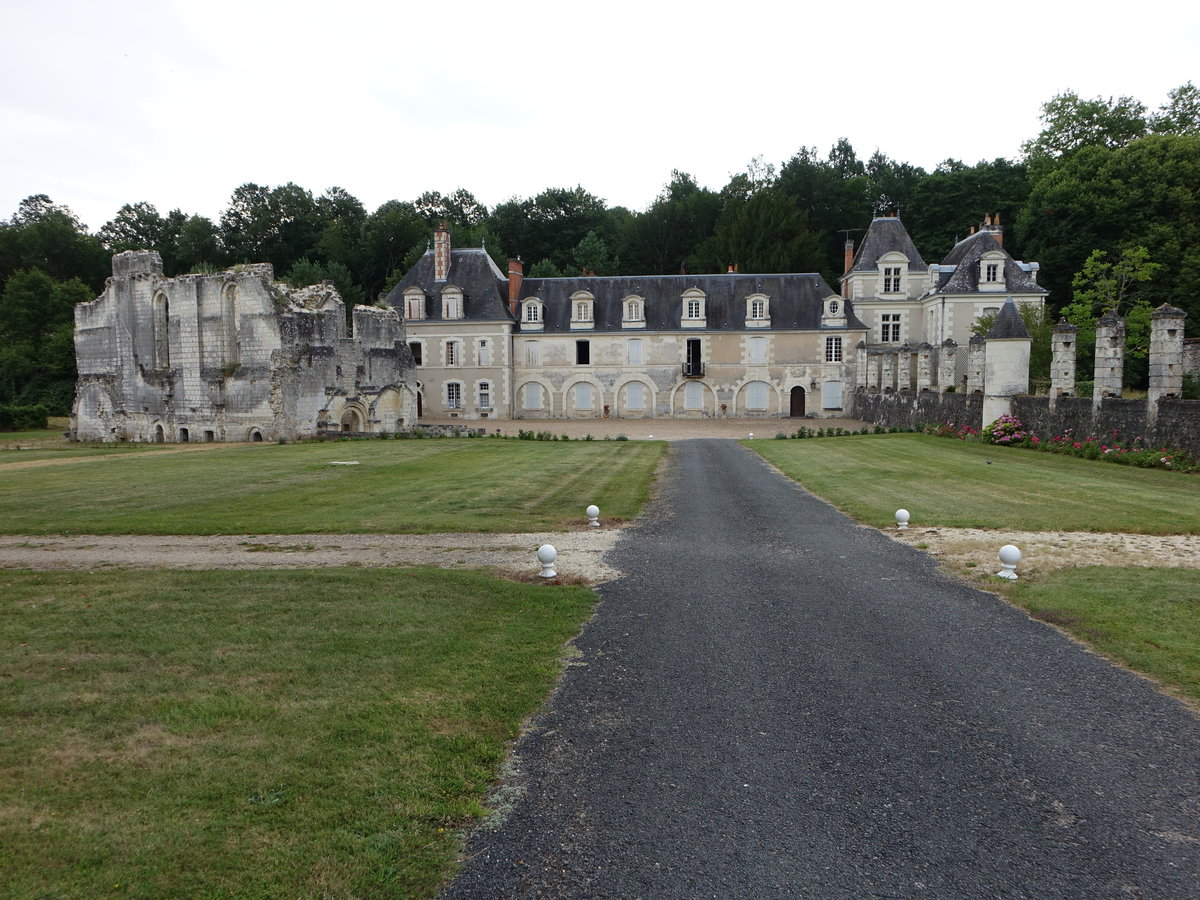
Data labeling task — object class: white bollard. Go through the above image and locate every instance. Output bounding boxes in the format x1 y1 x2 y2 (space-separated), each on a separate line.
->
996 544 1021 580
537 544 558 578
648 434 653 440
895 509 910 530
748 432 754 439
586 504 600 528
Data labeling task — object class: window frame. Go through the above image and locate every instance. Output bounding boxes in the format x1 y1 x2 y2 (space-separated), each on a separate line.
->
825 336 843 363
446 381 462 409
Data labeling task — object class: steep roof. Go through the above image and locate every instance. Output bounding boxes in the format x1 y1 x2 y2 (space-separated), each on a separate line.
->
985 298 1033 340
515 272 866 333
384 248 510 320
934 231 1046 295
847 217 927 273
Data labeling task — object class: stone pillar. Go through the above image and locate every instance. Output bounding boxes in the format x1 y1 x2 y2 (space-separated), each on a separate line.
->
1093 309 1125 406
855 340 868 389
881 351 897 392
1148 304 1187 424
896 343 913 391
982 299 1032 428
939 339 958 392
1050 318 1078 401
915 343 933 392
967 335 985 394
866 350 881 391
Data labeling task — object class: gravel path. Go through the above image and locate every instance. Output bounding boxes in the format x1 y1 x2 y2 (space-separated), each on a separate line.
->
442 439 1200 899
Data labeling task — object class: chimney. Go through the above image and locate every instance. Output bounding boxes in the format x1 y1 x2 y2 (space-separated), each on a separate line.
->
727 264 735 273
507 258 523 316
843 239 855 274
433 222 450 282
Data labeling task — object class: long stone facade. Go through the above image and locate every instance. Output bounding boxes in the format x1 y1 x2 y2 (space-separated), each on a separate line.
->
71 251 415 442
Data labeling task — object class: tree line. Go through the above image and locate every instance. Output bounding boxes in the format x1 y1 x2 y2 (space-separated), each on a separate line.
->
2 84 1197 416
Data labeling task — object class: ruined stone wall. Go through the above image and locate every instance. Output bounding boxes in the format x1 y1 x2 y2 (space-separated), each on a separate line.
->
72 253 414 442
849 389 982 431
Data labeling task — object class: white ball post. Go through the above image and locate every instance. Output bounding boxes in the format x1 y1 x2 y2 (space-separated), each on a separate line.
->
537 544 558 578
586 504 600 528
996 544 1021 580
895 509 910 530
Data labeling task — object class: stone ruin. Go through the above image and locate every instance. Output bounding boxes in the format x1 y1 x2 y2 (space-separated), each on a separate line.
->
71 250 416 443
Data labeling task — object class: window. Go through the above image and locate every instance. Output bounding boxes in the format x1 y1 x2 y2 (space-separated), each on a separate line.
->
442 289 463 319
524 382 542 409
881 313 901 343
575 383 594 409
445 341 459 366
984 262 999 282
627 339 643 366
883 266 902 293
576 340 590 365
748 336 767 365
623 297 644 322
626 382 645 410
684 381 704 410
684 338 703 376
477 339 490 367
153 293 170 368
525 341 540 366
478 381 491 409
682 289 706 327
403 288 425 321
751 299 766 318
825 336 843 363
746 294 769 325
446 382 462 409
686 299 703 318
829 299 839 315
745 381 769 410
409 341 423 366
523 299 543 327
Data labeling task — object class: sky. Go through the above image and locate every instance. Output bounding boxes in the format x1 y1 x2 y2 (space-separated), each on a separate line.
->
2 0 1197 232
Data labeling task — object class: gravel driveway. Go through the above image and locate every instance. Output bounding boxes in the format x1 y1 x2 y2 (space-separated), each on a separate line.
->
442 439 1200 899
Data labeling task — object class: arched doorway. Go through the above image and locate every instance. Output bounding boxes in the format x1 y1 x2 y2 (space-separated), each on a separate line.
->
154 424 165 443
341 409 363 432
416 391 423 418
790 386 806 417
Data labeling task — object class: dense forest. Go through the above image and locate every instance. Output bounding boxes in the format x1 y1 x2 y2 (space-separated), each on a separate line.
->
2 85 1198 415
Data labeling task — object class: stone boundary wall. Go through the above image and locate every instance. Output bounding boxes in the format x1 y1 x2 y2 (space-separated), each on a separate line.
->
850 390 1200 453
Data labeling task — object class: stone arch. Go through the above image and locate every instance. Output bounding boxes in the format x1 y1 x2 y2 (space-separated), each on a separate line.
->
670 380 716 416
562 374 605 418
733 379 779 416
247 427 264 442
153 422 165 443
514 378 555 417
613 375 656 418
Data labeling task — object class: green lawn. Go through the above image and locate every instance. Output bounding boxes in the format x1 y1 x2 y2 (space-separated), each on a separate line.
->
0 439 666 534
998 567 1200 706
750 434 1200 534
1 567 595 899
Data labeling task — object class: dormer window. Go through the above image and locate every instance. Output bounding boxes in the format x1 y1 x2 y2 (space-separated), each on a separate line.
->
878 252 908 296
622 295 645 328
403 287 425 321
682 288 706 328
745 293 770 328
979 252 1007 292
883 266 902 293
441 287 463 319
570 291 595 330
522 298 544 331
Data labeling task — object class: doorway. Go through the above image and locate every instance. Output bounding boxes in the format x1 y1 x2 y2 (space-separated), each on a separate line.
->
790 386 806 417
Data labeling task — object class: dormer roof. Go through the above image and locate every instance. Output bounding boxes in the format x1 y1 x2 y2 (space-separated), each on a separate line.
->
847 217 927 274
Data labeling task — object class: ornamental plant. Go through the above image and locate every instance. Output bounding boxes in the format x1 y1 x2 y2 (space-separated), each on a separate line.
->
982 413 1033 446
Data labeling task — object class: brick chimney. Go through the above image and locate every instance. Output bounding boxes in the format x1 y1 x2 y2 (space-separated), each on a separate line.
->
843 239 855 274
507 258 523 316
433 223 450 282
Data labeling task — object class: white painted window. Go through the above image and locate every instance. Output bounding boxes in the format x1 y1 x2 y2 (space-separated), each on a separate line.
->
748 336 767 365
825 336 843 363
822 380 844 409
445 340 459 366
686 299 703 318
684 381 704 410
682 289 706 325
403 288 425 320
524 300 541 323
524 382 542 409
985 262 999 282
442 289 463 319
477 339 490 367
478 381 491 409
883 266 902 293
575 383 594 409
446 382 462 409
627 339 643 366
626 382 645 410
525 341 539 366
624 297 643 321
881 313 901 342
574 300 593 321
745 381 769 410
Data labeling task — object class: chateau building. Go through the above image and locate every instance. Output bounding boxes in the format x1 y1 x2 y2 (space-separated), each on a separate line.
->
386 214 1046 421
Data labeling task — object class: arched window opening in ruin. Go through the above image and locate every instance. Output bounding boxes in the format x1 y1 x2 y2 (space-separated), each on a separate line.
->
178 427 190 442
222 284 239 366
341 409 362 432
154 424 165 443
153 293 170 368
249 429 264 442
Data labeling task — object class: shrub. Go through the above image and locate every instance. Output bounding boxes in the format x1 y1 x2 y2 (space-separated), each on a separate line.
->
0 404 49 431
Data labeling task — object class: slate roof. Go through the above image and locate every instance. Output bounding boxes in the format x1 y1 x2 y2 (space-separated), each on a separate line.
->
847 217 927 273
384 249 511 321
933 232 1046 295
515 272 866 333
985 298 1032 340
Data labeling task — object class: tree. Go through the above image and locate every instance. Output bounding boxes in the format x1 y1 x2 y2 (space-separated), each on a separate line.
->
98 202 171 252
619 171 721 274
0 269 93 411
413 189 487 228
570 230 619 276
972 302 1053 386
1060 246 1160 388
906 158 1030 260
283 258 365 308
1 196 108 292
1151 81 1200 136
360 200 427 300
1023 90 1148 160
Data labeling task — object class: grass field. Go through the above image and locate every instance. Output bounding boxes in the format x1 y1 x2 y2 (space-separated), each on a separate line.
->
0 439 666 535
750 434 1200 534
1 567 595 899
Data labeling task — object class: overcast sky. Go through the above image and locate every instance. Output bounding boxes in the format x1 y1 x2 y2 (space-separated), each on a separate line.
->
2 0 1197 231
